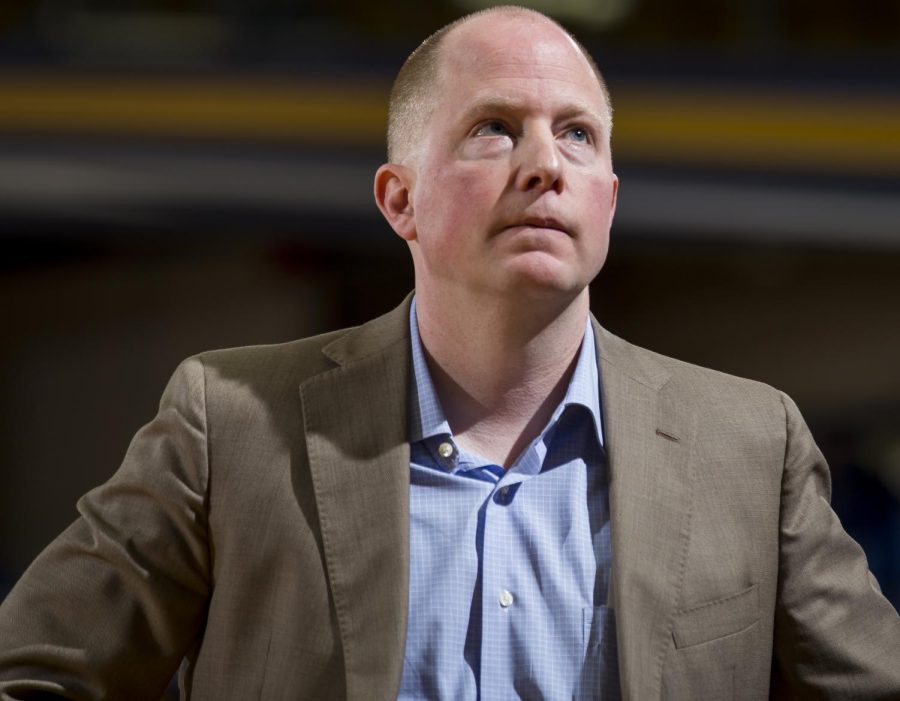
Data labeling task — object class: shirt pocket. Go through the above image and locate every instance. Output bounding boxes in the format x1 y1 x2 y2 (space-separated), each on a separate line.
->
672 583 759 649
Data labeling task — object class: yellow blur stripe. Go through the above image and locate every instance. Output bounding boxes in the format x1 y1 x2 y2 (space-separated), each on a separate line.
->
0 77 389 143
613 88 900 175
0 77 898 175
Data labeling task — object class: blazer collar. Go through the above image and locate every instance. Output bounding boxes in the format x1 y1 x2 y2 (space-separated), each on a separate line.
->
593 320 696 700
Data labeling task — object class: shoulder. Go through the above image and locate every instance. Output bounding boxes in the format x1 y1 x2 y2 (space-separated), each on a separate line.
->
597 324 783 402
168 295 413 407
595 324 791 440
195 326 354 389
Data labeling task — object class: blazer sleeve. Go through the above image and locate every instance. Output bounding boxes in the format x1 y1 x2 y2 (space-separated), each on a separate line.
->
0 357 212 701
773 393 900 699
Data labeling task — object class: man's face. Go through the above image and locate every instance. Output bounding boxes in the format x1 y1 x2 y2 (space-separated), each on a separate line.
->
401 13 618 304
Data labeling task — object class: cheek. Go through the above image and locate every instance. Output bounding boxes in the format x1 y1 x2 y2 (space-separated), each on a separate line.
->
440 162 502 205
588 178 617 226
579 177 615 267
416 166 500 239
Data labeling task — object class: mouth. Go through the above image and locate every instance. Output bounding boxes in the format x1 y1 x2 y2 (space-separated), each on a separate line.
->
504 217 570 235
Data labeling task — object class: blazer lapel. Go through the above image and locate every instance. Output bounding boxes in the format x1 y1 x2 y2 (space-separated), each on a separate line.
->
300 299 412 701
594 322 696 701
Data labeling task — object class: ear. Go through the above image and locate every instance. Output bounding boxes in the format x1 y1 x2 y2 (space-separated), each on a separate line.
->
374 163 417 241
609 173 619 219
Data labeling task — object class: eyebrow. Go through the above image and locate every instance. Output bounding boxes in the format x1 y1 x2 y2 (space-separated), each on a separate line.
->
460 96 606 130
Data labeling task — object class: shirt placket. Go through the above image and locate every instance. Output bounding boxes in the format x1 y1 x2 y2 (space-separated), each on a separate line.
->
477 437 545 698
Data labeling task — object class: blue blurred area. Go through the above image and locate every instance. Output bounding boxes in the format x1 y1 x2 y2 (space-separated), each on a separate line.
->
834 463 900 605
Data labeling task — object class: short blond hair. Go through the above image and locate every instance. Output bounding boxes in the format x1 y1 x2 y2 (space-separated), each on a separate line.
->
386 5 613 163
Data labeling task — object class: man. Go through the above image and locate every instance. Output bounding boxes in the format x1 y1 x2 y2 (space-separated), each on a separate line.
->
1 6 898 700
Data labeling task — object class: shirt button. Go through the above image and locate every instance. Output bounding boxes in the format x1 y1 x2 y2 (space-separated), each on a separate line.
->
499 590 514 608
499 486 509 500
437 442 454 459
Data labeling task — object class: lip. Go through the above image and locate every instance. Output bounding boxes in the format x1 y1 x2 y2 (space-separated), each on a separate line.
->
503 217 570 235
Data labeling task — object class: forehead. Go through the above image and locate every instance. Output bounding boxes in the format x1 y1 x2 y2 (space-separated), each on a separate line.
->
439 14 602 103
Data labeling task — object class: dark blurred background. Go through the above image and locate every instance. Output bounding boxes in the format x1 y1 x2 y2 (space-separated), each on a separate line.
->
1 0 898 679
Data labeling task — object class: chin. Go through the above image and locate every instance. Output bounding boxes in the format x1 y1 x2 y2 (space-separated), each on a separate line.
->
500 256 597 298
501 271 587 303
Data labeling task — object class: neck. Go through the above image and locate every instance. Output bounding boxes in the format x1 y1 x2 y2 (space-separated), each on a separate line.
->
415 286 590 467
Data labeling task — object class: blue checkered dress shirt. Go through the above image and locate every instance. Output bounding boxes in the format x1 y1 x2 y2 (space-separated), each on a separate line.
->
399 298 620 700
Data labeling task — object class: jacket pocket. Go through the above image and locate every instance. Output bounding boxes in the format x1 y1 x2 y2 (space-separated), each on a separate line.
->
672 583 758 649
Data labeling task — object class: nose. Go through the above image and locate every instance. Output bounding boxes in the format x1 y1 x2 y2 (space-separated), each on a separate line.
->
514 128 563 193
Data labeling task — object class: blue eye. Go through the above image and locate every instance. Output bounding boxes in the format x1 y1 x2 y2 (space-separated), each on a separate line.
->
566 126 590 143
476 121 510 137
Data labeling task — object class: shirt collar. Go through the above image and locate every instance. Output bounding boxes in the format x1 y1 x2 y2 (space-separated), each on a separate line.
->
408 296 604 448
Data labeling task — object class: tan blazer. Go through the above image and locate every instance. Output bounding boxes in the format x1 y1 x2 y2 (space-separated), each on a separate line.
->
1 297 898 700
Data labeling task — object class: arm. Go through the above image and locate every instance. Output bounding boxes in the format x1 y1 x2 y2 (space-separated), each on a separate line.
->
0 358 212 700
774 393 900 699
